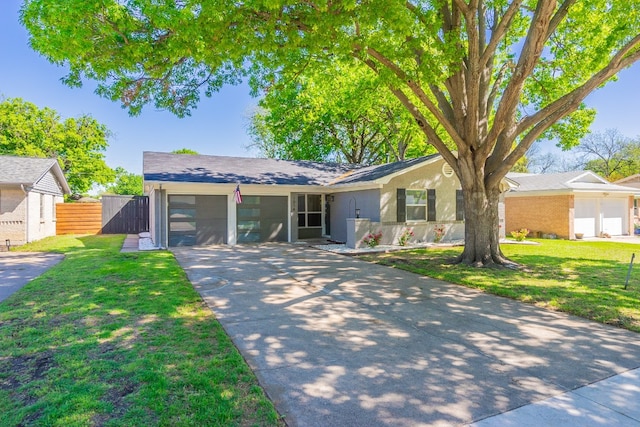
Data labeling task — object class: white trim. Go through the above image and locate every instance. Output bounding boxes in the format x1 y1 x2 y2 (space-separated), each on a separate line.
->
227 193 237 245
370 156 442 185
566 171 609 185
505 189 635 198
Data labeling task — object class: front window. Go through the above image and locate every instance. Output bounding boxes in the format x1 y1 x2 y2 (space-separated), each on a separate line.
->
406 190 426 221
298 194 322 228
40 193 45 221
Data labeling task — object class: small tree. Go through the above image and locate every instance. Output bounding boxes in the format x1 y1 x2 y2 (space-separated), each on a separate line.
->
105 167 143 195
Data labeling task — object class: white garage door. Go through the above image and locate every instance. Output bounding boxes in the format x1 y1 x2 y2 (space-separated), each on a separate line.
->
574 199 597 237
601 199 626 236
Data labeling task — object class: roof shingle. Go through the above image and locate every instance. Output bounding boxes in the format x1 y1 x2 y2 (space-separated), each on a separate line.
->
0 155 58 185
143 152 439 186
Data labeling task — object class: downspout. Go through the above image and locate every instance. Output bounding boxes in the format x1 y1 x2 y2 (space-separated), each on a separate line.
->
20 185 28 243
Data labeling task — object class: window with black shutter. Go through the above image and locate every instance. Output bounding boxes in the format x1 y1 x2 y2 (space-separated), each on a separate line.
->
397 188 406 222
456 189 464 221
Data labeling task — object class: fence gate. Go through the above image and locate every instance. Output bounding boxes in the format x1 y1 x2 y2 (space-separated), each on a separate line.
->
102 195 149 234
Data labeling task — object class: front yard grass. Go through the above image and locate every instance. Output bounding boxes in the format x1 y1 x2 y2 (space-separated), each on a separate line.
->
0 235 282 427
360 239 640 333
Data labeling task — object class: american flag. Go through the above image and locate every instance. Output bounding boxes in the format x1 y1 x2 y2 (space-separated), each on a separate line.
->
234 184 243 204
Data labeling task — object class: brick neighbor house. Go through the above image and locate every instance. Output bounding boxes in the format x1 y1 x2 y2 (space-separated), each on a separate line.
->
505 171 638 239
614 174 640 225
0 155 71 247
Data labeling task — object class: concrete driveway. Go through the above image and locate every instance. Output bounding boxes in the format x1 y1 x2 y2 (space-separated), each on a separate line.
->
0 252 64 303
172 244 640 426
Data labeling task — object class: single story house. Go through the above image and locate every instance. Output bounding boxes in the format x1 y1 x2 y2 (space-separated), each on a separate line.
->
143 151 504 248
505 171 638 239
0 155 71 247
614 174 640 222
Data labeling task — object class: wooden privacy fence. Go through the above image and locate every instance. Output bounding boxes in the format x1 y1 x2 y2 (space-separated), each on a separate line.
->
101 195 149 234
56 203 102 235
56 196 149 235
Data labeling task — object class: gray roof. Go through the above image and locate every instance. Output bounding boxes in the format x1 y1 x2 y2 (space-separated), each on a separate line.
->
331 155 439 184
615 174 640 185
506 170 638 193
0 155 71 193
143 151 439 186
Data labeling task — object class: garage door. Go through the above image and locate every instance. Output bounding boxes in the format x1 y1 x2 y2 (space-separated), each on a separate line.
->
574 199 597 237
601 199 626 236
168 195 227 246
237 196 288 243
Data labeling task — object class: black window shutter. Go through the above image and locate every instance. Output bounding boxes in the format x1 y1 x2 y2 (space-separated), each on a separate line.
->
397 188 406 222
427 189 436 221
456 189 464 221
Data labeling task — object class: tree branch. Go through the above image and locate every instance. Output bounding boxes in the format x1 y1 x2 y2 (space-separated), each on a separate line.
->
479 1 523 69
517 34 640 136
546 0 577 39
385 83 458 171
484 0 556 155
452 0 470 15
362 45 465 148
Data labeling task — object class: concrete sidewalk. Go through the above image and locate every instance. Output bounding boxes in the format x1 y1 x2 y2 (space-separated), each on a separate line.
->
0 252 64 302
471 367 640 426
173 244 640 426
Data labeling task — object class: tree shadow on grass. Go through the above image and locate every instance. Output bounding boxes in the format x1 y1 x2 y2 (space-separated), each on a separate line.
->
0 245 281 426
367 248 640 332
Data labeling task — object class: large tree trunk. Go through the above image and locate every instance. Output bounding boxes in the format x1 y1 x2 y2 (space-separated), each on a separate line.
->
456 155 511 267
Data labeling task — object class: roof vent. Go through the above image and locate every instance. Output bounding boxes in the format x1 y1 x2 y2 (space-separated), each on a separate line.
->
442 162 454 178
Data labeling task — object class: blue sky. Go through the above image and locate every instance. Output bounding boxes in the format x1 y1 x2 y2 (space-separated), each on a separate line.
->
1 0 639 175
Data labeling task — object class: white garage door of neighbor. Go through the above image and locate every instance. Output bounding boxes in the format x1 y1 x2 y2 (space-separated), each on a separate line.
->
601 199 626 236
574 199 597 237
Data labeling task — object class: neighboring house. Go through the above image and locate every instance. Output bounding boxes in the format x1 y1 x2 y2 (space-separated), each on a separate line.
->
614 174 640 222
0 155 71 246
143 151 504 248
505 171 638 239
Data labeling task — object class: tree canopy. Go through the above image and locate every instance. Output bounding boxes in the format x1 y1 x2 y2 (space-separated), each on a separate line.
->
248 61 433 164
0 97 113 194
104 166 143 195
20 0 640 265
576 129 640 181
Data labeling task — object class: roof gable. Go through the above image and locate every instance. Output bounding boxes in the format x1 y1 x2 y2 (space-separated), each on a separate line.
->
0 155 71 194
506 170 637 194
330 155 440 185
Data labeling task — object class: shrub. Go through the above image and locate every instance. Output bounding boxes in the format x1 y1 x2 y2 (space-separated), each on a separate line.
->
362 231 383 248
398 228 414 246
510 228 530 242
433 224 446 243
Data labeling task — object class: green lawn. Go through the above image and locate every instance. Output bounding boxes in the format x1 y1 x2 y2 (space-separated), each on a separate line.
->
0 235 282 427
360 239 640 333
